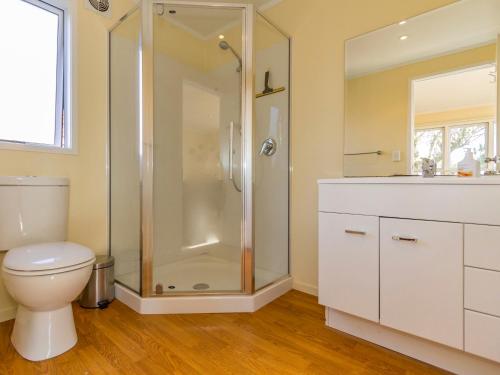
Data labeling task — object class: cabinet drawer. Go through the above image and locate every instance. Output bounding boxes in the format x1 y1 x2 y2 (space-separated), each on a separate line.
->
318 213 379 322
380 218 463 349
465 267 500 317
465 224 500 271
465 310 500 363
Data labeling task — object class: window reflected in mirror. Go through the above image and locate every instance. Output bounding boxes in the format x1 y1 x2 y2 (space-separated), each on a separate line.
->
411 65 496 175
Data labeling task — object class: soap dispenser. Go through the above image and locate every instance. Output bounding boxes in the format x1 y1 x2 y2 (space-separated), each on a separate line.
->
457 148 480 177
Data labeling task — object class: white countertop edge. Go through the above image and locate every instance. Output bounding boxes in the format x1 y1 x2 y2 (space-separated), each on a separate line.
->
318 176 500 185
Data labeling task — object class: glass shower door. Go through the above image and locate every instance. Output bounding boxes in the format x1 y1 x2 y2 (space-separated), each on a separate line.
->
151 3 247 294
109 8 142 293
254 13 290 290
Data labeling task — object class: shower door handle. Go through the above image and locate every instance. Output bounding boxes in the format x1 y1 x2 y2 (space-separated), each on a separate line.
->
229 122 242 192
229 121 234 181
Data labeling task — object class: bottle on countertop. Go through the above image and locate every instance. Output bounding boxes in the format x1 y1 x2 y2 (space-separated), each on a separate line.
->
457 148 480 177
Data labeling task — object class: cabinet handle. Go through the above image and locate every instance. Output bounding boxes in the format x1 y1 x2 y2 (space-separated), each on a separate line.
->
345 229 366 235
392 235 418 243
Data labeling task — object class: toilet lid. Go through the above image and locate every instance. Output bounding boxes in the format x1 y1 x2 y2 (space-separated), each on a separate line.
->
3 242 95 271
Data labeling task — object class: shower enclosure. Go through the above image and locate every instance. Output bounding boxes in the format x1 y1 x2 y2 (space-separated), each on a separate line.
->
109 1 290 305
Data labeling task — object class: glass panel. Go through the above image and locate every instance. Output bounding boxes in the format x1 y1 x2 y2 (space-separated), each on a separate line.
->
254 14 290 290
109 9 142 293
448 123 488 173
413 128 444 174
152 4 244 293
0 0 60 145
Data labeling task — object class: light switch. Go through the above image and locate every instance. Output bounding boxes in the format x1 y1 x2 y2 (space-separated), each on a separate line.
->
392 150 401 162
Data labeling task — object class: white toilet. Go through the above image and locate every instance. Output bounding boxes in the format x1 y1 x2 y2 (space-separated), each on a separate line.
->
0 176 95 361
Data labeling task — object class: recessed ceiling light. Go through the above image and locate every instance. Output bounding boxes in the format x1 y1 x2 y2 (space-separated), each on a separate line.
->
399 35 408 41
399 20 407 25
218 34 225 40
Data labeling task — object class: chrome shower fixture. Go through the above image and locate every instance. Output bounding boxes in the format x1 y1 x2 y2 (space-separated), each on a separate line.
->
218 41 242 72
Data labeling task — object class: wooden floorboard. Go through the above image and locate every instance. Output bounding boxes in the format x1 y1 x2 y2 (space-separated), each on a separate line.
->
0 290 448 374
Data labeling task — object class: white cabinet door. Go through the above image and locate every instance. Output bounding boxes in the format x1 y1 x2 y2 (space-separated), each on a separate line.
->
465 267 500 317
465 310 500 363
465 224 500 271
380 218 463 349
318 212 379 322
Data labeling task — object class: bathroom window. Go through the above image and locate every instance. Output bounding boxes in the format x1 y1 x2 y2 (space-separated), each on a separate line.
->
413 122 491 174
413 127 444 174
0 0 73 151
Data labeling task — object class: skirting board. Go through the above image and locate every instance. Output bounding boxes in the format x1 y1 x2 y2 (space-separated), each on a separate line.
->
0 305 17 323
116 276 293 314
327 308 500 375
292 280 318 296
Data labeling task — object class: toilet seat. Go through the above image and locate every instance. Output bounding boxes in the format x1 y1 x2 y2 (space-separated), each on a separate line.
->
2 242 95 276
2 258 95 276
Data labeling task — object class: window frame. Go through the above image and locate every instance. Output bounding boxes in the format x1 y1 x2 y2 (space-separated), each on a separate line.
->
0 0 76 154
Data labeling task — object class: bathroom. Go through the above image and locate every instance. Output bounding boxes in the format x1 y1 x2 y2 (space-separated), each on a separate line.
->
1 0 500 374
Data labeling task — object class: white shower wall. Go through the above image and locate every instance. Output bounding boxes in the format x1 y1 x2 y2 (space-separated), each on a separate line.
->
153 52 240 268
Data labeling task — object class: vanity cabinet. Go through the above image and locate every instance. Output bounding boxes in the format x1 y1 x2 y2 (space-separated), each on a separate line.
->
380 218 463 349
465 267 500 317
463 224 500 363
465 310 500 363
464 224 500 271
318 212 379 322
318 178 500 374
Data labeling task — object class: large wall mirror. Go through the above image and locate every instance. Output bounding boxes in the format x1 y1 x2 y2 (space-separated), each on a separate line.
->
344 0 500 177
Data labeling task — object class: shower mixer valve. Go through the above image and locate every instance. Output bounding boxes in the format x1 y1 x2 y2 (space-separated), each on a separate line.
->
260 138 277 156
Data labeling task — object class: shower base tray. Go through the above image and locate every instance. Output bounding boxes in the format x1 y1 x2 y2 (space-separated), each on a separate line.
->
115 276 293 314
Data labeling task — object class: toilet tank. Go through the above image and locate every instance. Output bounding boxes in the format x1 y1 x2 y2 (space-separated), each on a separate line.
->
0 176 69 251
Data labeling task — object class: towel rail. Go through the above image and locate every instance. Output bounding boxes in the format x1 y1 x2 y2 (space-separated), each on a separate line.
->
344 151 382 156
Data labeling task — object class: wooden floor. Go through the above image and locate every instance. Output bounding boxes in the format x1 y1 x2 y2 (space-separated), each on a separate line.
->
0 290 447 374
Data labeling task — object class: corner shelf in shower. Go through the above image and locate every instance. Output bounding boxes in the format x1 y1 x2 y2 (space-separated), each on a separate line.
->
256 87 285 98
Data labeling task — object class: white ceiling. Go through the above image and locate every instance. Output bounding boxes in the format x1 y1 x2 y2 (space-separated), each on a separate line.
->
414 65 496 114
163 0 279 39
346 0 500 78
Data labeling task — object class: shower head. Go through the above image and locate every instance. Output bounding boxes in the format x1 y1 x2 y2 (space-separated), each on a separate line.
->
218 41 230 50
218 41 242 72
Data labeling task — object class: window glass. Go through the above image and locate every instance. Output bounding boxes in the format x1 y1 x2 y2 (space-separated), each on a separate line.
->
448 124 487 173
0 0 62 146
413 128 444 173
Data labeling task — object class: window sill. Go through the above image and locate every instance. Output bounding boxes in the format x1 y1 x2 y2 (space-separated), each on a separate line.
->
0 141 77 155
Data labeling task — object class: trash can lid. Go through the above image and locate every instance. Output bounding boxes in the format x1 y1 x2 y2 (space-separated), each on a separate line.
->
93 255 114 270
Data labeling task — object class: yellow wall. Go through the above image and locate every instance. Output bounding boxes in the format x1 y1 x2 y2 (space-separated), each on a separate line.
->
415 105 495 127
0 0 136 320
344 43 495 178
261 0 456 295
155 15 208 71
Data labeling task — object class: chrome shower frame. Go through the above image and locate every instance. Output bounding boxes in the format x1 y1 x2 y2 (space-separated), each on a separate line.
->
108 0 291 299
140 0 254 297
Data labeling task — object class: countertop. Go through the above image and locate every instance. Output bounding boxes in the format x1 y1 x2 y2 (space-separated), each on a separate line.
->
318 176 500 185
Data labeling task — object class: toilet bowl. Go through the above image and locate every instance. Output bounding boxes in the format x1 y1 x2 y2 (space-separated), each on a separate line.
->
2 242 95 361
